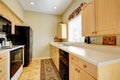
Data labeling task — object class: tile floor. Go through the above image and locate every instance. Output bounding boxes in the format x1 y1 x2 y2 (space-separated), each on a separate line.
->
18 59 41 80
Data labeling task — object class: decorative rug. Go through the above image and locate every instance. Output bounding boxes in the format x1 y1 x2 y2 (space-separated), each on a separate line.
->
41 59 62 80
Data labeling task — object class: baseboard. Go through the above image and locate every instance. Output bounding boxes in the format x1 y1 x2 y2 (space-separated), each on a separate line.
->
32 57 51 60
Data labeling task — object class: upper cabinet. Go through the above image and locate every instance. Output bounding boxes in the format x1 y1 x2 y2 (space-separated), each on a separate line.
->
0 1 23 34
82 1 95 36
2 0 24 21
57 23 67 39
95 0 117 35
82 0 120 36
116 0 120 33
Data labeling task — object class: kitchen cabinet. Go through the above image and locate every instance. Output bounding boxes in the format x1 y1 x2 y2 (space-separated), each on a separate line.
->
98 62 120 80
69 54 120 80
0 1 1 15
95 0 117 35
116 0 120 34
82 0 120 36
69 61 80 80
57 24 67 39
50 45 59 70
69 54 96 80
0 1 23 34
0 52 8 80
82 1 95 36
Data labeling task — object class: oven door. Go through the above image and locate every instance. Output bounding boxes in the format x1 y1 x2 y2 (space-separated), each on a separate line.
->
10 48 23 78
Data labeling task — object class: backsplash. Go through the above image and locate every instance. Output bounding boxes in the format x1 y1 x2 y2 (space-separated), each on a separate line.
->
90 35 120 46
103 36 116 45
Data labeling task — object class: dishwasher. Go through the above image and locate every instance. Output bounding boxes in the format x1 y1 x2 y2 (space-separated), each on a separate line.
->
59 49 69 80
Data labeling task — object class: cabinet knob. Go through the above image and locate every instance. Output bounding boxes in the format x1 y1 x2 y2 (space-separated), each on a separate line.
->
75 68 80 73
75 68 78 71
71 57 74 60
83 64 87 68
0 57 2 60
77 69 80 73
92 32 97 34
0 70 2 73
95 32 97 34
92 32 94 34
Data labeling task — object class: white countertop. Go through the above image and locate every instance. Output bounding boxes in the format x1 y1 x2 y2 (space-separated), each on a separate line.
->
0 45 24 53
50 42 120 66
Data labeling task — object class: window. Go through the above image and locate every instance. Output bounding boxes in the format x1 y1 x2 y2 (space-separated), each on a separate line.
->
68 14 84 42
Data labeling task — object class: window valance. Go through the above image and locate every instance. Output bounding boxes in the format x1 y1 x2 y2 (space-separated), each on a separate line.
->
68 2 85 20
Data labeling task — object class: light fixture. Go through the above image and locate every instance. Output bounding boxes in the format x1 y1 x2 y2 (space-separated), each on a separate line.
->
53 6 57 9
30 1 35 5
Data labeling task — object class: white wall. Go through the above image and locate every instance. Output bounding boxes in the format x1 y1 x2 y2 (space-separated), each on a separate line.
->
2 0 24 21
24 11 61 58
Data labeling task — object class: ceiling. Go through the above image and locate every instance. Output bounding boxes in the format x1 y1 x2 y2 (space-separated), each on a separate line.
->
18 0 74 15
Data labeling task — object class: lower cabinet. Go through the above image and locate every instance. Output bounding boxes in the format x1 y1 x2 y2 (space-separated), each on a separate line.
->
69 54 96 80
50 45 120 80
69 61 80 80
80 69 95 80
0 52 8 80
50 45 59 71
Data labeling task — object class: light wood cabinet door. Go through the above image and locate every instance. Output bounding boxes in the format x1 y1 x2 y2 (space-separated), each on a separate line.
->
69 62 80 80
57 24 67 39
54 47 59 71
116 0 120 33
80 69 95 80
95 0 117 35
69 61 95 80
50 45 54 62
82 0 119 36
0 52 8 80
0 1 1 15
50 45 59 71
82 1 95 36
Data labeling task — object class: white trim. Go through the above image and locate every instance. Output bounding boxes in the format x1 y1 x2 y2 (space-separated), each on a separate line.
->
11 65 23 80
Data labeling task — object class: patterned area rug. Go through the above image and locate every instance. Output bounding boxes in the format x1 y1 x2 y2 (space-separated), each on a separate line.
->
41 59 62 80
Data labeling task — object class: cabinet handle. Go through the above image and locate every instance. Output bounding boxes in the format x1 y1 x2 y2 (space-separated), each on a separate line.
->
77 69 80 73
71 57 74 60
92 32 94 34
92 32 97 34
83 64 87 68
75 68 78 71
75 68 80 73
0 57 2 60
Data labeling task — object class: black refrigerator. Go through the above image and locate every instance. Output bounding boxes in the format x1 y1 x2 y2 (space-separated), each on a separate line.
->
13 26 33 67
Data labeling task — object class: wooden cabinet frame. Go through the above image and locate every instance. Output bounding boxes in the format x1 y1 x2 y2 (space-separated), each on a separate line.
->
82 0 120 36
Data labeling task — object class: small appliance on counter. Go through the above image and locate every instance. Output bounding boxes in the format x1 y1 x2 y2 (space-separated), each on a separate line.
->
0 32 7 47
84 37 91 44
5 41 13 47
0 38 5 48
0 32 13 48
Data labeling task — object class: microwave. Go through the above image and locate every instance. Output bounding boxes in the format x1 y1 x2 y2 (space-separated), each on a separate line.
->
0 16 11 34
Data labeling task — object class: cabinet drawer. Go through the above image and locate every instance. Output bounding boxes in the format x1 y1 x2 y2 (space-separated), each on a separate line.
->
79 58 97 79
0 54 4 62
69 54 79 65
0 53 7 62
